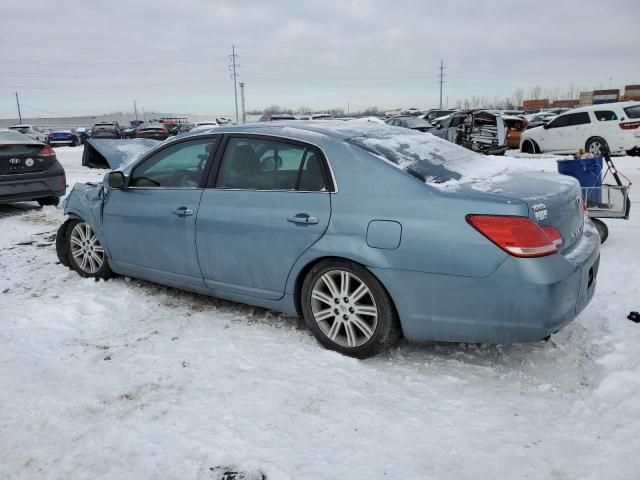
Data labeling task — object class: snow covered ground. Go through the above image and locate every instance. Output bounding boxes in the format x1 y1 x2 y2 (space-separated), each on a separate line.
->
1 146 639 479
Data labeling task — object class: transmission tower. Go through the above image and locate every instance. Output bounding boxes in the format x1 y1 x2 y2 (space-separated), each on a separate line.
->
229 45 240 122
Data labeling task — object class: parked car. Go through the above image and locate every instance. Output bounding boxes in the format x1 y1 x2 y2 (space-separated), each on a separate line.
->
48 129 80 147
8 124 48 143
525 112 557 129
75 127 91 144
175 123 196 135
259 114 297 121
91 122 121 139
56 122 599 358
0 129 66 206
385 116 433 132
502 115 528 149
420 109 457 123
431 110 507 155
520 101 640 155
136 123 169 140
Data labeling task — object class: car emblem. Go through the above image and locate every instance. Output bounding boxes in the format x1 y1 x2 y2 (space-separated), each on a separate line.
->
9 158 20 164
25 158 34 167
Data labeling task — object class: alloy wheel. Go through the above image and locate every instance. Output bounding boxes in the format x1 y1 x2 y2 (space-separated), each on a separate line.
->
69 222 105 274
310 270 378 348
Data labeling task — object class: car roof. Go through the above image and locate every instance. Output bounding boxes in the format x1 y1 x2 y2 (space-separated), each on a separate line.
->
181 120 415 144
563 101 640 114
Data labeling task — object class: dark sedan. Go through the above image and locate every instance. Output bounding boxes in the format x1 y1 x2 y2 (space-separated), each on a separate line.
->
136 123 169 141
48 129 80 147
385 116 433 132
0 129 66 206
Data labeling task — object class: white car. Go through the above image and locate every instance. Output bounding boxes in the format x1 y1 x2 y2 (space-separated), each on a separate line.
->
520 102 640 155
8 124 47 143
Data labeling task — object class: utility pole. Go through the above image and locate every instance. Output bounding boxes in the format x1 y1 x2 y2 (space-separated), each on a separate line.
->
438 60 446 109
15 92 22 123
229 45 240 122
239 82 246 123
133 100 138 121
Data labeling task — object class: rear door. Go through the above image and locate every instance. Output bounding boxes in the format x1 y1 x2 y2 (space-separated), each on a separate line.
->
560 112 591 151
196 135 332 300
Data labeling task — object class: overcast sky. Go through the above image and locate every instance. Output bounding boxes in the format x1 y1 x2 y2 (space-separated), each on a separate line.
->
1 0 639 118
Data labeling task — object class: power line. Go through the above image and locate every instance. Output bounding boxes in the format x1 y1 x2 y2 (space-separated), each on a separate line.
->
228 45 240 122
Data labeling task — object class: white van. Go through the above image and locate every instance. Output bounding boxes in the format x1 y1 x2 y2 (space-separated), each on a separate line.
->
520 101 640 155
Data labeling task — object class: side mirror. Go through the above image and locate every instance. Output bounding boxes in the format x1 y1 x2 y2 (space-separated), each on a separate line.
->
543 123 549 129
436 124 442 129
108 171 126 189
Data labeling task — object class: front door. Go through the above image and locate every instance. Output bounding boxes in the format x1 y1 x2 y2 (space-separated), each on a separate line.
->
196 135 332 300
102 137 218 288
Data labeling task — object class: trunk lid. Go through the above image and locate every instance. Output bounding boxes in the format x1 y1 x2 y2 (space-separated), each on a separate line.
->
482 172 585 252
0 144 53 175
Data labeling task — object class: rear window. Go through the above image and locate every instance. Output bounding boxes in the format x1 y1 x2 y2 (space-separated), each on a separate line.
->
9 126 30 134
624 105 640 119
594 111 617 121
348 130 488 184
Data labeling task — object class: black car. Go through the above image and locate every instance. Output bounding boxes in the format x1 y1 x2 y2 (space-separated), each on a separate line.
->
91 122 121 139
385 116 433 132
0 129 66 206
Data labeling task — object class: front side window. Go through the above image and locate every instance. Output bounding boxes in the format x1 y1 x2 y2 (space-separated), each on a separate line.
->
594 110 617 121
546 115 569 129
216 137 326 191
129 138 216 188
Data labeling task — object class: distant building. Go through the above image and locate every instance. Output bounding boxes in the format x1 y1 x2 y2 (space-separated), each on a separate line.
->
578 91 594 107
550 100 579 108
592 89 620 104
621 84 640 102
522 99 550 110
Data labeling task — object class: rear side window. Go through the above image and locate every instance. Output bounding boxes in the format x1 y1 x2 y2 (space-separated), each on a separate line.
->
594 111 617 121
624 105 640 119
566 112 591 126
216 137 326 191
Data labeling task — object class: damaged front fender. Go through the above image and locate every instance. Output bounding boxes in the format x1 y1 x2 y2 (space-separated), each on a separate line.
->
62 181 110 257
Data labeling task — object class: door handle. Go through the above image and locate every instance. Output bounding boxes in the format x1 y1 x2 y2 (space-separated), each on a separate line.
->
172 207 194 217
287 213 319 225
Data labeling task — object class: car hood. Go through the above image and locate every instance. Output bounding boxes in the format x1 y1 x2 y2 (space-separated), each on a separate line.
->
82 138 161 169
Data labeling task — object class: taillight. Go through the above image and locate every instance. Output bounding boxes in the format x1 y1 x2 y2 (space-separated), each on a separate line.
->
619 121 640 130
466 215 558 257
541 225 564 248
38 145 56 157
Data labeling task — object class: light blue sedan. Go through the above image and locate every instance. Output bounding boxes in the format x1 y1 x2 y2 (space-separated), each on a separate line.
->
56 122 600 358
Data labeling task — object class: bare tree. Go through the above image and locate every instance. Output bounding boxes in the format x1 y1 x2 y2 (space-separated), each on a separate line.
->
529 85 543 100
513 89 524 108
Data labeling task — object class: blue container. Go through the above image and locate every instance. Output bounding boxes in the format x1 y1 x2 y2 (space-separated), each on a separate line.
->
557 156 603 203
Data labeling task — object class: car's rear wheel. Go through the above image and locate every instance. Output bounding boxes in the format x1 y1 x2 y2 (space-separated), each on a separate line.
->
65 219 112 278
301 259 400 358
586 137 608 156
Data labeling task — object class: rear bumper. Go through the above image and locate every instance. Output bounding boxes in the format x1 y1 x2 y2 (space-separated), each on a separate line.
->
371 221 601 343
0 163 66 203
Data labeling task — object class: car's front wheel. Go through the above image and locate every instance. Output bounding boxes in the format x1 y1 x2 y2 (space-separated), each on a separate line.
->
64 219 112 278
301 259 400 358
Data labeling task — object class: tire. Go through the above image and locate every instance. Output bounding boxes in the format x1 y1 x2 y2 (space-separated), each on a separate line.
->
300 259 400 358
586 137 608 156
591 218 609 244
37 196 60 207
64 219 113 279
521 140 535 154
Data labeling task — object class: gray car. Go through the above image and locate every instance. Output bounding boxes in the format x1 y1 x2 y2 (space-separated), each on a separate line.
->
0 129 66 206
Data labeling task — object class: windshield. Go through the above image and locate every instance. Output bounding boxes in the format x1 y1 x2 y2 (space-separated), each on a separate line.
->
9 126 30 133
348 129 511 187
405 118 431 128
